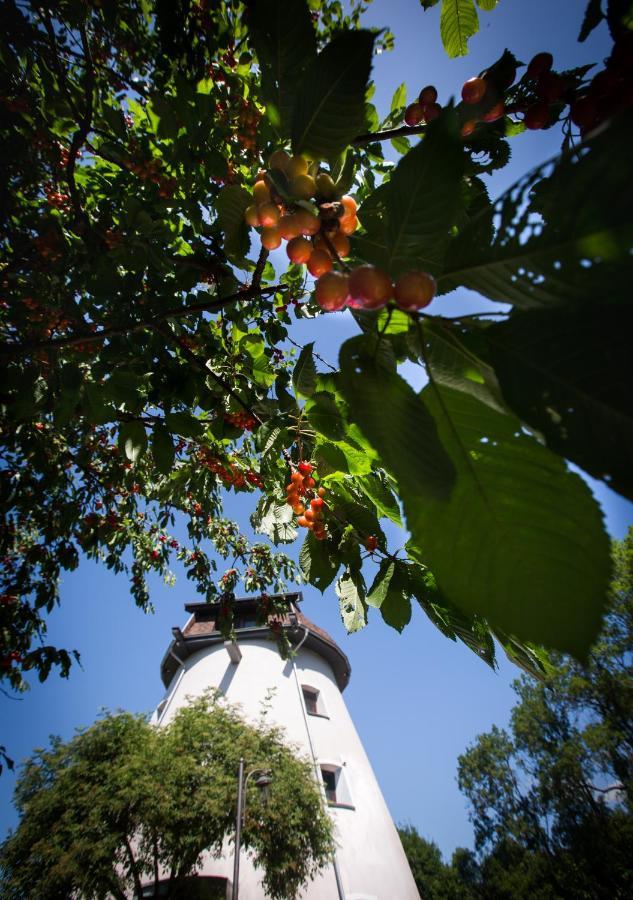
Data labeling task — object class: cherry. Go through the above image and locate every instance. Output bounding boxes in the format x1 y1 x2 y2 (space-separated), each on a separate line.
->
293 209 320 236
278 215 298 241
423 102 442 122
244 204 260 227
318 486 327 497
310 497 324 509
419 85 438 104
258 202 280 228
287 236 312 264
341 195 357 217
261 226 281 250
339 214 359 235
298 462 313 475
315 172 336 199
290 173 316 200
570 96 599 129
307 248 333 277
269 149 290 171
253 180 270 204
460 119 477 138
291 471 304 485
524 102 550 130
394 271 437 311
404 102 425 126
330 232 350 257
482 101 505 123
461 77 487 105
348 265 392 310
286 155 309 179
526 52 553 79
364 535 378 552
536 72 564 103
314 272 349 311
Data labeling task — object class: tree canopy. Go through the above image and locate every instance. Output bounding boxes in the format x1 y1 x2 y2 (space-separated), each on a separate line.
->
0 692 334 899
1 0 632 762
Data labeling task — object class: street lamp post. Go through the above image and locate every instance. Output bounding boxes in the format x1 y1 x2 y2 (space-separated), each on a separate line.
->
232 758 273 900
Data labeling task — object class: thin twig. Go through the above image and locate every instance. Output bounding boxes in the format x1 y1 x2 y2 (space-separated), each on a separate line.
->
320 231 351 273
352 123 427 146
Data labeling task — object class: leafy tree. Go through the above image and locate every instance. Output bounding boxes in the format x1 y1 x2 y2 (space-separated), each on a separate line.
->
0 692 334 899
456 530 633 898
398 825 474 898
1 0 632 755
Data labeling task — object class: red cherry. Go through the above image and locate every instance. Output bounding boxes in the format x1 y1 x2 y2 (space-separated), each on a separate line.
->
524 102 550 130
419 85 438 105
348 265 392 310
423 102 442 122
394 271 437 311
527 52 553 79
364 535 378 552
404 102 425 126
298 462 313 475
536 72 564 103
461 77 487 105
482 101 505 123
570 96 599 129
310 497 324 509
314 272 349 312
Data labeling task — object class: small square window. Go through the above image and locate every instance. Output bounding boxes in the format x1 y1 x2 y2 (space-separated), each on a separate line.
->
302 687 319 715
321 768 337 804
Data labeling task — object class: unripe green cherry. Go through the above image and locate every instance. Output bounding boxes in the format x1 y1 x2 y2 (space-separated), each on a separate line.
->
315 172 336 199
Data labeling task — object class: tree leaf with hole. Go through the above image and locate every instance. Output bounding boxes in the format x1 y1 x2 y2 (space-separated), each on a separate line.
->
292 31 375 160
441 116 633 308
336 567 367 633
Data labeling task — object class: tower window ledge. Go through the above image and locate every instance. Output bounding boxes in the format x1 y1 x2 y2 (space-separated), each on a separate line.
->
327 801 356 811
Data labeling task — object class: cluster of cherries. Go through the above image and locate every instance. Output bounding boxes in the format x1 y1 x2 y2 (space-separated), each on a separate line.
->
404 85 444 127
315 265 436 313
44 182 71 212
124 145 177 198
243 150 358 268
196 446 264 490
224 411 258 431
285 462 328 541
0 650 22 669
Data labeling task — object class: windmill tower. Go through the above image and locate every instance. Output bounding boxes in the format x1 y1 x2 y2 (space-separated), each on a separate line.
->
152 592 420 900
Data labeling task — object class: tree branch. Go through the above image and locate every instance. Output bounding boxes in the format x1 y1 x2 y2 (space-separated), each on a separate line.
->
352 123 427 146
0 285 288 359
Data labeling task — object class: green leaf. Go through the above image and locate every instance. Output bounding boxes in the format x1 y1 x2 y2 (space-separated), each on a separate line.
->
440 0 479 58
367 560 412 631
336 568 367 633
367 560 395 608
578 0 604 40
420 319 508 415
476 0 500 10
299 531 340 592
151 426 175 475
306 392 346 441
164 411 204 439
251 354 276 388
333 498 385 549
390 82 407 112
441 116 633 309
245 0 316 135
215 185 252 260
339 336 456 504
253 498 298 544
486 302 633 501
385 111 465 277
292 30 375 160
292 342 317 397
411 384 611 658
493 629 552 681
119 421 147 463
356 472 403 526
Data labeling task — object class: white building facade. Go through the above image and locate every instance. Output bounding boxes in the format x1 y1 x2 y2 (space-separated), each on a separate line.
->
152 593 420 900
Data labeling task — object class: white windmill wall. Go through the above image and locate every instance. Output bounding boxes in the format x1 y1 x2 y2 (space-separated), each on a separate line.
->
153 628 420 900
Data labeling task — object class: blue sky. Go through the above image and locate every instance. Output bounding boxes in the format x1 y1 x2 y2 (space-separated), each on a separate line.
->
2 0 631 862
